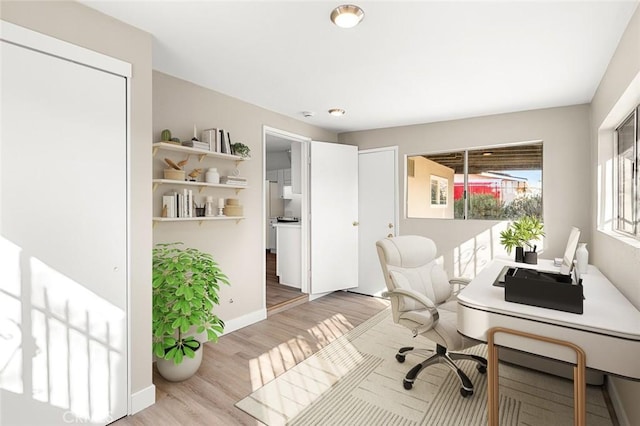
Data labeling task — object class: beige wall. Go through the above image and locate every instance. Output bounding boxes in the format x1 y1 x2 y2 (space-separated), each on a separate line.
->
340 105 591 277
590 5 640 426
152 71 336 326
1 0 153 400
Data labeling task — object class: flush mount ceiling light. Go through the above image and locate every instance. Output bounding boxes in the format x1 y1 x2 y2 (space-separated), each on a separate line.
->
328 108 346 116
330 4 365 29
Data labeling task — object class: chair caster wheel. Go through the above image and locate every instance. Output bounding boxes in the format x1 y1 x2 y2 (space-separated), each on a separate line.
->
477 365 487 374
403 380 413 390
460 388 473 398
395 354 406 363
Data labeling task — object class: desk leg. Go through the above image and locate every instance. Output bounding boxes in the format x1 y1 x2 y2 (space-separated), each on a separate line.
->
486 327 586 426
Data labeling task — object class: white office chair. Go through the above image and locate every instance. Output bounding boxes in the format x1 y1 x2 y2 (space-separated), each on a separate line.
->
376 235 487 397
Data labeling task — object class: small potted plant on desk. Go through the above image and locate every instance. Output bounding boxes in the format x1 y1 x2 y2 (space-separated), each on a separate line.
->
499 215 545 264
152 242 229 381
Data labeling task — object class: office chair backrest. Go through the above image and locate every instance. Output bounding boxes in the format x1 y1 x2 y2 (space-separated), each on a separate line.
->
377 235 452 313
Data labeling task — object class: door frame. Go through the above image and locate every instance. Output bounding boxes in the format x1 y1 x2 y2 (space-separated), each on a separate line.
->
262 126 311 307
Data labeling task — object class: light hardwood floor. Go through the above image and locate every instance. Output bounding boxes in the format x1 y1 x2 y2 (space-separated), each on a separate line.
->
116 291 389 425
266 251 308 315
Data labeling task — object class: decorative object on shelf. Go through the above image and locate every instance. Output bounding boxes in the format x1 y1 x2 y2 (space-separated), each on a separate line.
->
177 157 190 169
164 158 181 170
170 137 181 144
205 196 215 217
163 169 185 181
188 168 202 181
223 198 243 217
194 204 205 217
217 197 225 216
152 243 229 381
161 129 172 141
230 142 250 158
576 243 589 275
499 216 545 265
205 167 220 184
164 157 187 181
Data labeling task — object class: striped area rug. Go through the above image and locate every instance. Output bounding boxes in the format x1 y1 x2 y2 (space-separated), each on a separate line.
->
236 309 612 426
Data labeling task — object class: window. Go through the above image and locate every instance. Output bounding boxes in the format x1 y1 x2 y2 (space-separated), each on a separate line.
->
407 142 543 220
430 175 448 206
615 106 639 237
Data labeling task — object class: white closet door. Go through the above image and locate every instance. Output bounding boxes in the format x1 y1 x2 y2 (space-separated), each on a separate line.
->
310 141 358 294
357 148 397 296
1 36 128 424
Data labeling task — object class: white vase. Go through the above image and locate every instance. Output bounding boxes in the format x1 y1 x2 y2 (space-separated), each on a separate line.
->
576 243 589 276
156 346 203 382
205 167 220 184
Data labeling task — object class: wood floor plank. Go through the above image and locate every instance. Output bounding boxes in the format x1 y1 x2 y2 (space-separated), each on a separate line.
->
115 291 389 425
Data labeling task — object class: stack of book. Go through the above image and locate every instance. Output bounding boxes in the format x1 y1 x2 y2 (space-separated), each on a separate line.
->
162 189 195 218
220 176 247 186
192 140 210 151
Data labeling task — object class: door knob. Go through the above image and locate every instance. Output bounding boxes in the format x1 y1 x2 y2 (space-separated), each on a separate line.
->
388 223 394 228
352 221 359 226
387 233 393 238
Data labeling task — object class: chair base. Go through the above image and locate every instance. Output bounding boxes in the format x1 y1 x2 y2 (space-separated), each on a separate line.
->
396 344 487 398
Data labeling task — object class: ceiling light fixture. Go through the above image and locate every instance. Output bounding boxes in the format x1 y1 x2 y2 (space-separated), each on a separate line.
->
330 4 365 29
328 108 346 116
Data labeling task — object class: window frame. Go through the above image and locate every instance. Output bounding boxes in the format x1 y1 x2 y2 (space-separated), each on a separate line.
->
430 175 448 207
615 106 639 239
406 141 543 220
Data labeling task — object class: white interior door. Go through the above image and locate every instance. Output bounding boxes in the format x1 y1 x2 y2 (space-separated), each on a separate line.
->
1 24 128 425
310 141 358 294
356 148 398 296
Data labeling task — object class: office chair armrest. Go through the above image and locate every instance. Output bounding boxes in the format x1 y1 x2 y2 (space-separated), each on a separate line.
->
383 288 436 309
449 277 471 286
449 277 471 295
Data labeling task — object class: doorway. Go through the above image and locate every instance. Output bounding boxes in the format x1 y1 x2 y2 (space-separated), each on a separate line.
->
264 128 308 315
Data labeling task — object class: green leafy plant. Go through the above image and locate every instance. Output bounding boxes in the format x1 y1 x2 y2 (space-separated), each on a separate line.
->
499 215 545 254
152 243 229 364
230 142 250 158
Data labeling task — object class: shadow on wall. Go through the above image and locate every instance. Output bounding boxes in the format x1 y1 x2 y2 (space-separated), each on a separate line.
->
0 236 125 425
450 222 544 279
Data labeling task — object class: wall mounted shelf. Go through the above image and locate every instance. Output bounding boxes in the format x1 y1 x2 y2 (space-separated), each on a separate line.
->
152 179 248 194
152 142 248 164
152 216 245 227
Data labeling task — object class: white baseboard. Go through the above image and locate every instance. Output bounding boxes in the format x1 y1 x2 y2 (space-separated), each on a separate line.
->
223 308 267 334
607 378 630 426
130 384 156 415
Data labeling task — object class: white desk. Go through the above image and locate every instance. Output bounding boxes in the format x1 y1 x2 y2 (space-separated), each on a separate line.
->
457 259 640 380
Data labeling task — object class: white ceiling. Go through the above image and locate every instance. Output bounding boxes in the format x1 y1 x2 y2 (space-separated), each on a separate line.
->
83 1 638 134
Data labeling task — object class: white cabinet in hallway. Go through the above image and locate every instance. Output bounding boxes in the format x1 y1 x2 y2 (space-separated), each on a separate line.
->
275 223 301 288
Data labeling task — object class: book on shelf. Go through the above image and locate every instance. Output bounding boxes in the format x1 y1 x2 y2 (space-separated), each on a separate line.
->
219 129 231 154
192 141 210 151
220 176 247 185
201 128 218 152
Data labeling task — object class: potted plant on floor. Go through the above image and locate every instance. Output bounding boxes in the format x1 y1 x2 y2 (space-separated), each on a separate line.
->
499 215 545 264
152 242 229 381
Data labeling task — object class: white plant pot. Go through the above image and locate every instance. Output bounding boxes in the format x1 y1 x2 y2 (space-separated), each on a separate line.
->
156 345 203 382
